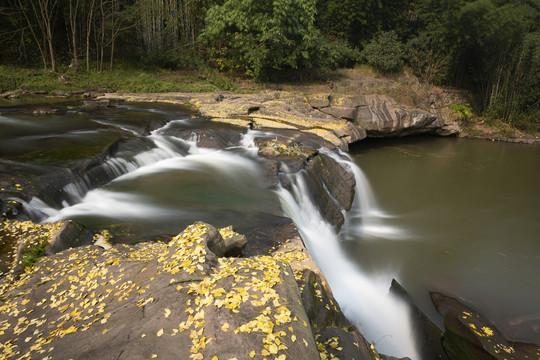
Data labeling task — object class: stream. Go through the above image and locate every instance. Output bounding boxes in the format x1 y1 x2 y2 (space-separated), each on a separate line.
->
1 102 538 359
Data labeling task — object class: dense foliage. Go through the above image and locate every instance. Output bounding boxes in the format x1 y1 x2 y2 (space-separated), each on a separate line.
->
0 0 538 131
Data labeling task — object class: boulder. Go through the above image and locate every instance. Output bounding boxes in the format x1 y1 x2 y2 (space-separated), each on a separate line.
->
297 269 347 332
303 166 345 228
309 152 356 211
45 220 94 255
0 222 322 360
431 292 535 360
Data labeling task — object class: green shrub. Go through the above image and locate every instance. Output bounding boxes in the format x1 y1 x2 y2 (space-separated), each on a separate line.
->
449 102 473 121
361 31 405 74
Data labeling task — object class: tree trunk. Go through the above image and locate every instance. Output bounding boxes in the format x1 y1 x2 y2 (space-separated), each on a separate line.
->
69 0 80 71
86 0 96 71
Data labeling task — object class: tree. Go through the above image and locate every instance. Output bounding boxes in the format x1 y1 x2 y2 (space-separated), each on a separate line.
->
15 0 61 71
201 0 336 80
361 31 404 74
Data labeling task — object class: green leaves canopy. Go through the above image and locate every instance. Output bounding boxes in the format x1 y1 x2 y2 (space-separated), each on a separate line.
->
200 0 334 80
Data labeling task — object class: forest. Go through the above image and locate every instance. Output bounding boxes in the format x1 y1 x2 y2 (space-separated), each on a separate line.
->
0 0 538 132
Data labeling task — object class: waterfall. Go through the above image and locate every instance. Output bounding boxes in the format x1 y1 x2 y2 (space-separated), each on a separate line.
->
20 119 418 358
23 128 268 224
276 150 419 359
321 148 406 242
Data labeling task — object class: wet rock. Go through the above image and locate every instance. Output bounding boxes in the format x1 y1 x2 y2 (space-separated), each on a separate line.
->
260 160 279 189
390 280 449 360
303 165 345 228
431 292 535 360
316 326 380 360
161 127 243 150
32 107 59 115
310 152 356 211
82 99 110 109
297 269 347 332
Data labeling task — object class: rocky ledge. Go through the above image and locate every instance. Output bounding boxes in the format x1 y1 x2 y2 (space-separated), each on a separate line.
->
98 91 460 151
0 220 385 360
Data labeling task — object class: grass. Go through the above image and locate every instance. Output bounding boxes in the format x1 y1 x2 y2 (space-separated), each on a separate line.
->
0 65 238 94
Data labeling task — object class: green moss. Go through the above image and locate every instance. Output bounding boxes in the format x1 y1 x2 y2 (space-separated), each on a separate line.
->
20 239 48 269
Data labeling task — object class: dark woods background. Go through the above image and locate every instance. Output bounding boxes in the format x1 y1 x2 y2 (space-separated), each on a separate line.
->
0 0 538 131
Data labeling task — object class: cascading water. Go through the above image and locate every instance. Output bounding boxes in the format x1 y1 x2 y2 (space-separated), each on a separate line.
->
23 125 280 238
277 149 419 359
20 109 418 358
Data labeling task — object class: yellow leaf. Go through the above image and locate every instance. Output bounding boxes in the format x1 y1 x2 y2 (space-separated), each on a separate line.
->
249 350 256 358
157 328 164 337
277 355 286 360
291 335 296 342
268 344 278 354
261 349 270 356
164 309 171 318
102 329 109 335
151 355 157 359
221 322 229 332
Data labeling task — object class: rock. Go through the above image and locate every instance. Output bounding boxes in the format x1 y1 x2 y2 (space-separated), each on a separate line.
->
306 94 331 108
316 326 380 360
390 280 449 360
303 165 345 228
218 226 248 257
358 95 439 137
0 222 322 360
431 292 533 360
309 152 356 211
1 90 21 99
82 99 110 108
52 90 67 96
44 220 94 255
32 107 59 115
160 127 243 149
297 269 347 332
2 220 92 278
319 106 358 120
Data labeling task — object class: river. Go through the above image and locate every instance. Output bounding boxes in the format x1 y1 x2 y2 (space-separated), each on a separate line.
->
1 102 538 358
346 137 540 345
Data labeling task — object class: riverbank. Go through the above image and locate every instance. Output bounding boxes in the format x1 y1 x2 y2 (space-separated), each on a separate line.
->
2 65 538 144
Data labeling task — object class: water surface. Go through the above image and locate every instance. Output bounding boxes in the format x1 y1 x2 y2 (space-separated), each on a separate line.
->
346 137 540 343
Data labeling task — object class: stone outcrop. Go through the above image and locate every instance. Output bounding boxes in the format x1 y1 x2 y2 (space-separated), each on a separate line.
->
98 90 460 150
431 292 540 360
0 221 386 360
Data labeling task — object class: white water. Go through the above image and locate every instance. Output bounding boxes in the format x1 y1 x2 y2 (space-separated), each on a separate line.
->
24 126 266 224
277 150 418 359
20 115 417 357
321 148 407 242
